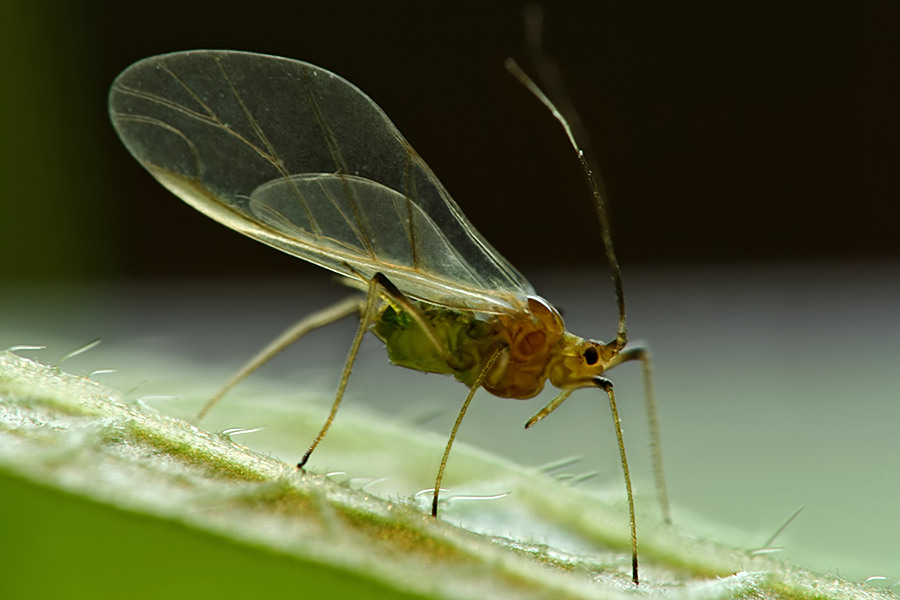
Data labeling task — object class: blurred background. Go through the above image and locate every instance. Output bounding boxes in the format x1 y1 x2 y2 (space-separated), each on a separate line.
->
1 0 898 281
2 0 899 590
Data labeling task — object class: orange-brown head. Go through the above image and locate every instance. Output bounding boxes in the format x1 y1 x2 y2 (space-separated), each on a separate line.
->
546 333 620 391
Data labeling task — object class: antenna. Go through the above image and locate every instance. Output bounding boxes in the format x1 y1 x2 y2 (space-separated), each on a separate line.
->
504 58 628 351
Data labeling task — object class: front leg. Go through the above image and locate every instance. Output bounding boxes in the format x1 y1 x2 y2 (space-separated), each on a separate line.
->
609 345 670 524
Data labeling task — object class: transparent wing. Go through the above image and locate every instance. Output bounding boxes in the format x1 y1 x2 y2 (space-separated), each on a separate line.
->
109 50 533 311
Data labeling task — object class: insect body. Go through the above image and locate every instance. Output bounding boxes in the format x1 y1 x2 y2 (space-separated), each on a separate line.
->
376 295 613 399
109 50 667 584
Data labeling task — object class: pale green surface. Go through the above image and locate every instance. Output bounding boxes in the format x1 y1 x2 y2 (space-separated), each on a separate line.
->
2 263 899 597
0 349 891 600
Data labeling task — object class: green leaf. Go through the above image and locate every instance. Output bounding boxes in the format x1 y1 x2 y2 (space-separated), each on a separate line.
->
0 350 889 599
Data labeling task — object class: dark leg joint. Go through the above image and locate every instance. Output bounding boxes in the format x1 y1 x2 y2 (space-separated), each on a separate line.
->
297 448 313 470
592 376 613 392
372 272 401 297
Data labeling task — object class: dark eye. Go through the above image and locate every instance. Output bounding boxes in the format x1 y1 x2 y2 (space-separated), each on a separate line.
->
582 346 599 365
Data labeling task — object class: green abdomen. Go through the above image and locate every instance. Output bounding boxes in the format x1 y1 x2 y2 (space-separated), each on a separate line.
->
371 302 496 384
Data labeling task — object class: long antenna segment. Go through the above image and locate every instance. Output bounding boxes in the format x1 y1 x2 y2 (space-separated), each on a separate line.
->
504 58 628 351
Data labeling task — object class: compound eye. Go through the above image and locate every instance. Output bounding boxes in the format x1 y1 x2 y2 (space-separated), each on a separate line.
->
582 345 599 365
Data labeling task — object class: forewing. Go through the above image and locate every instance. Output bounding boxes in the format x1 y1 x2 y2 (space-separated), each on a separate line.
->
109 50 533 310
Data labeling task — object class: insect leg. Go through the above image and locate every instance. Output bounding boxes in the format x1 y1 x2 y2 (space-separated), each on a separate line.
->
357 272 502 516
301 270 494 513
196 295 363 420
298 271 453 469
431 343 508 517
298 282 383 469
609 345 671 524
524 389 574 429
523 378 639 584
594 376 640 584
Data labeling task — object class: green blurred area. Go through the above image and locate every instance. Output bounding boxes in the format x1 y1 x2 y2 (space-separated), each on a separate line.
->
0 2 114 282
1 468 423 599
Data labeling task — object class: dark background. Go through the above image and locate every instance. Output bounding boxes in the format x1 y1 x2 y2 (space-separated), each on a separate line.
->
2 1 898 283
